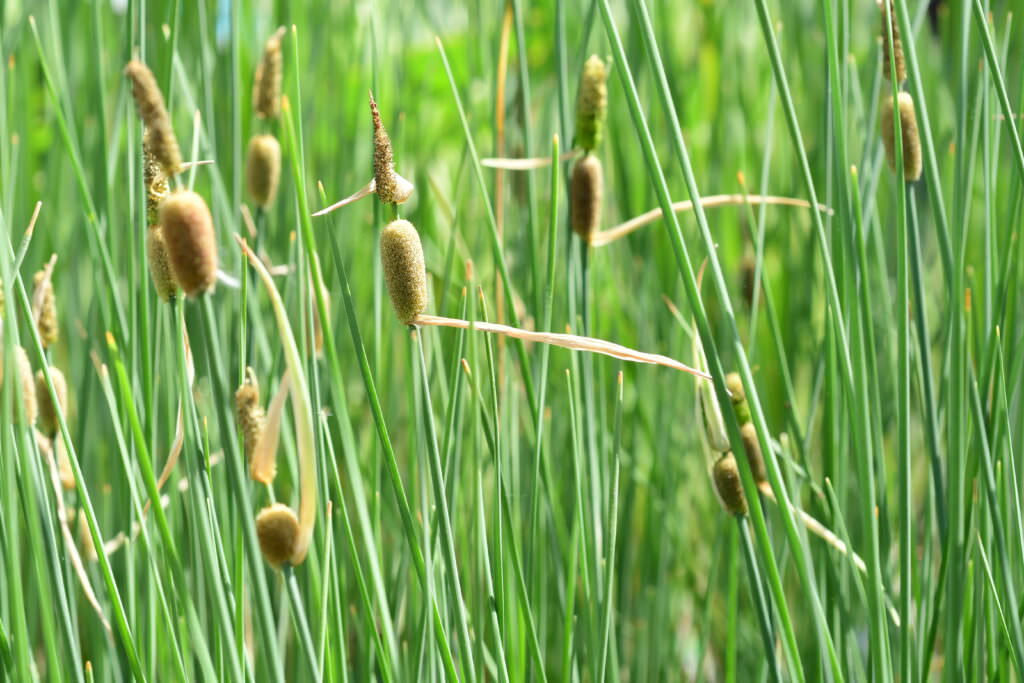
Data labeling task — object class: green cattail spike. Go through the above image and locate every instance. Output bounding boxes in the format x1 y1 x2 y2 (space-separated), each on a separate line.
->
32 270 59 349
159 190 218 296
246 134 282 208
739 422 767 484
124 60 182 178
713 452 748 516
880 92 922 182
35 367 68 436
725 372 751 425
380 219 429 325
575 55 608 152
880 1 906 83
253 27 286 119
235 367 265 464
570 154 603 244
143 128 169 225
255 503 300 567
146 225 179 301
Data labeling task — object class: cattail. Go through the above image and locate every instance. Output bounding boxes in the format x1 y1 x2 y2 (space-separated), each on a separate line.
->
143 128 169 225
740 251 756 309
880 92 922 182
235 367 265 463
712 452 748 516
739 422 767 484
725 372 751 425
124 60 182 177
253 27 285 119
159 190 218 296
77 508 97 562
575 55 608 152
35 367 68 436
246 134 282 208
380 219 428 325
32 270 58 348
571 154 603 244
370 92 400 204
256 503 300 567
880 1 906 83
146 225 179 301
3 346 38 424
57 436 75 490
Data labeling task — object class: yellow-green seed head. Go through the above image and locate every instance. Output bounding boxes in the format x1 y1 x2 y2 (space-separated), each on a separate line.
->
235 367 265 462
246 134 282 208
380 219 428 325
256 503 300 567
739 422 767 484
35 367 68 436
370 92 400 204
725 372 751 425
253 27 285 119
159 190 218 297
571 154 603 244
575 55 608 152
712 452 748 516
3 346 38 425
880 92 922 182
32 270 58 349
146 225 179 302
143 128 169 225
124 60 182 178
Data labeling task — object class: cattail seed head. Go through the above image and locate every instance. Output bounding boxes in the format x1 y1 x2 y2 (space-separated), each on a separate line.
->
3 346 38 424
146 225 179 301
713 453 748 516
571 154 603 244
124 60 182 177
253 27 285 119
77 508 96 561
370 92 401 204
35 367 68 436
256 503 300 567
740 251 756 309
246 134 282 208
739 422 767 484
575 55 608 152
143 128 169 225
32 270 58 349
159 190 218 296
380 219 428 325
880 92 922 182
880 2 906 83
725 372 751 425
235 367 265 462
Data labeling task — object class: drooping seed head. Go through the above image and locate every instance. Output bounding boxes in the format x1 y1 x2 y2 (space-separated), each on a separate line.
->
880 92 922 182
712 452 748 516
235 367 265 462
143 128 169 225
575 55 608 152
256 503 300 567
253 27 285 119
159 190 218 296
725 372 751 425
380 219 428 325
246 134 282 208
32 270 58 349
880 1 906 83
146 225 179 301
124 60 182 177
739 422 767 484
370 92 400 204
35 367 68 436
571 154 603 244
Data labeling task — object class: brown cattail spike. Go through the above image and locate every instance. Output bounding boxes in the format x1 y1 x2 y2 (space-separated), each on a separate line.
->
880 2 906 83
739 422 767 484
124 60 182 177
159 190 218 296
235 367 265 462
143 129 169 225
146 225 179 301
576 55 608 152
380 219 428 325
36 367 68 436
880 92 922 182
571 154 603 244
713 453 748 516
725 372 751 425
256 503 300 567
253 27 285 119
33 271 58 349
370 92 400 204
246 134 282 208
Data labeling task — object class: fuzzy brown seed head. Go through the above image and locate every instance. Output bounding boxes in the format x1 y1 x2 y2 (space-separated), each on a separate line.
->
256 503 300 567
32 270 58 349
571 154 603 244
880 92 922 182
713 452 748 516
575 55 608 152
159 190 218 296
35 367 68 436
880 2 906 83
380 219 428 325
143 128 169 225
124 60 182 177
739 422 767 483
370 92 400 204
235 367 265 462
246 134 282 208
146 225 179 302
253 27 285 119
